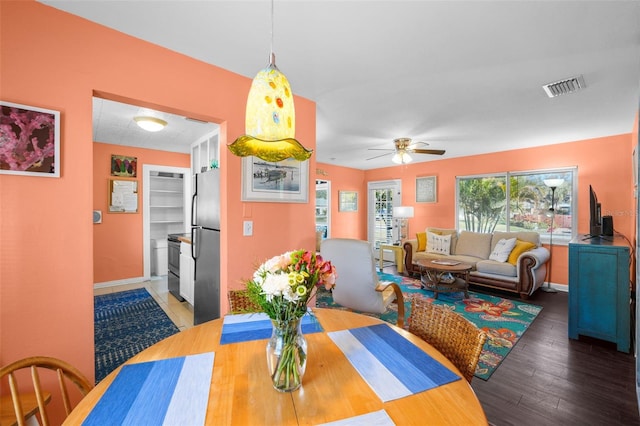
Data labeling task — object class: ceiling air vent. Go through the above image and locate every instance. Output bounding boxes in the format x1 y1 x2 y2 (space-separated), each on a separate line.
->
542 75 585 98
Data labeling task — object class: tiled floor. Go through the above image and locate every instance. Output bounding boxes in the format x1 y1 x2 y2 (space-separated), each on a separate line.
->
94 276 194 331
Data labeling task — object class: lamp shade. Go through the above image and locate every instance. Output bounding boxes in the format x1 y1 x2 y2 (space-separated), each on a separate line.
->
393 206 414 218
543 178 564 188
228 55 312 162
246 65 294 141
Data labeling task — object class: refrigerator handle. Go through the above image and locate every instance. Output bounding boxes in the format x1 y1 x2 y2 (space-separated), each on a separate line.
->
191 191 197 227
191 227 197 280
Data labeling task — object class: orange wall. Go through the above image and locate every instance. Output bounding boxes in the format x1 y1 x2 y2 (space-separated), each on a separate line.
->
364 134 635 286
0 0 317 397
93 142 190 283
315 164 367 239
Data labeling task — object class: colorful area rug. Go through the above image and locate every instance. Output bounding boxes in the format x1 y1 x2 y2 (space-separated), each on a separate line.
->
94 288 179 383
316 272 542 380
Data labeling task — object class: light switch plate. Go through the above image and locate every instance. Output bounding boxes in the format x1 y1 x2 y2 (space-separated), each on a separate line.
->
243 220 253 236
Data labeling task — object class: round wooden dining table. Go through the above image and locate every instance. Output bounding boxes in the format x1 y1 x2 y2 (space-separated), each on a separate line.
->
65 308 487 425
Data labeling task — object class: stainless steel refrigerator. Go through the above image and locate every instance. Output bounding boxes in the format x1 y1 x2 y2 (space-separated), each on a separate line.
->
191 170 221 325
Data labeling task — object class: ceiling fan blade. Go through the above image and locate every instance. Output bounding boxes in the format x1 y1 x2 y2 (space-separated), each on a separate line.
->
366 151 394 160
412 149 446 155
407 141 429 149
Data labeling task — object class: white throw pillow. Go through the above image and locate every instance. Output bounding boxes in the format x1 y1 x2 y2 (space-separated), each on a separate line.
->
427 232 451 255
489 238 517 262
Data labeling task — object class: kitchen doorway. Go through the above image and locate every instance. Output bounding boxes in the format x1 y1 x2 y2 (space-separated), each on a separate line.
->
92 95 217 286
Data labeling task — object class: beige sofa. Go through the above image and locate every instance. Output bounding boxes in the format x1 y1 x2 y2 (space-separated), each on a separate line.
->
403 228 550 299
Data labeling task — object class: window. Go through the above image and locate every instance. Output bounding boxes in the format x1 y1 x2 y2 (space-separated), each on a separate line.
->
315 180 330 238
456 168 576 243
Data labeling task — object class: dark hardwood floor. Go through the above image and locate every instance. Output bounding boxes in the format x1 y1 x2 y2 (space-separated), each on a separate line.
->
383 264 639 425
471 288 638 426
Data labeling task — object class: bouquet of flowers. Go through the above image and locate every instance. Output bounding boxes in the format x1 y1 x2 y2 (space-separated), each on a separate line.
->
246 249 336 391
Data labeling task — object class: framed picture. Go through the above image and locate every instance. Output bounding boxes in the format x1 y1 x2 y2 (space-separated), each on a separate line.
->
339 191 358 212
241 156 309 203
416 176 437 203
111 155 137 177
0 101 60 177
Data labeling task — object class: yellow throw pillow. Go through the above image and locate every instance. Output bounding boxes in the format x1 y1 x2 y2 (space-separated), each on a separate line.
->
507 240 536 265
416 232 427 251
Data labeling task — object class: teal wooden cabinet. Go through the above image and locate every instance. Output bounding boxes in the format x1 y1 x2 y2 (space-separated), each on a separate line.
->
568 235 630 353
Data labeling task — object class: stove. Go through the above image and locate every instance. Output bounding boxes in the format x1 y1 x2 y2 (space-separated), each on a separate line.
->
167 234 188 302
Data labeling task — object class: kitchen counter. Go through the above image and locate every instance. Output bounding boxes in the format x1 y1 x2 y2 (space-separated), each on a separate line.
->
178 236 191 244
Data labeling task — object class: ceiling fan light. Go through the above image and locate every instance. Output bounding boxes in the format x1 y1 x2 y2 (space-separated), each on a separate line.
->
392 151 412 164
134 116 167 132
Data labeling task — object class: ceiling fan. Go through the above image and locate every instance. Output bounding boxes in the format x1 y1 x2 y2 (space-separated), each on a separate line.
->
366 138 445 164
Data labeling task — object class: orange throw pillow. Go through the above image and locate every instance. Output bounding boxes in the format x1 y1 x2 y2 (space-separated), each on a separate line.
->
507 240 536 265
416 232 427 251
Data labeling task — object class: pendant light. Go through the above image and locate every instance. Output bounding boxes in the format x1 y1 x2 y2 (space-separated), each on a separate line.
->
228 0 312 162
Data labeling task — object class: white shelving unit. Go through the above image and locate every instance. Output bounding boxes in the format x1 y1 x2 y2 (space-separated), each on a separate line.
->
149 171 186 240
191 131 219 176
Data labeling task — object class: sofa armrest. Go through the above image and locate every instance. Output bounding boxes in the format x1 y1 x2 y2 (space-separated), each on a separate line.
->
519 247 550 269
517 246 550 296
403 240 419 276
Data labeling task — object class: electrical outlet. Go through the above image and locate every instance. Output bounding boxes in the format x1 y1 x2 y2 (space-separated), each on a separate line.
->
243 220 253 236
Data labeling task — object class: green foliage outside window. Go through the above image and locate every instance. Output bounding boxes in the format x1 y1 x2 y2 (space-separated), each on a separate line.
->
457 170 575 240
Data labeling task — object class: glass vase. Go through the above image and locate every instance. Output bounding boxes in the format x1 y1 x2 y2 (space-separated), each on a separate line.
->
266 317 307 392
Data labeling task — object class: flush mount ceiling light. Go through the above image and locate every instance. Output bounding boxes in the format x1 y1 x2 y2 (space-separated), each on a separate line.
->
134 116 167 132
542 75 586 98
228 0 312 163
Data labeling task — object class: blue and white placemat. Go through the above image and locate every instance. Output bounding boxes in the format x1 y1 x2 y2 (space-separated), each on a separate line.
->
83 352 214 426
328 324 460 402
317 409 395 426
220 311 323 344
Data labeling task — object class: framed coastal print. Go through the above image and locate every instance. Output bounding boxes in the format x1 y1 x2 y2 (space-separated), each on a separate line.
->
0 101 61 177
241 156 309 203
338 191 358 212
416 176 437 203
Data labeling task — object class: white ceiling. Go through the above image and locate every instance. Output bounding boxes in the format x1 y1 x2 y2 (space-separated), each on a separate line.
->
92 98 218 154
41 1 640 170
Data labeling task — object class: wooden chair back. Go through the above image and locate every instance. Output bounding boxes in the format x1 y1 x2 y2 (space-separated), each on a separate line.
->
228 289 261 314
408 297 487 382
0 356 93 426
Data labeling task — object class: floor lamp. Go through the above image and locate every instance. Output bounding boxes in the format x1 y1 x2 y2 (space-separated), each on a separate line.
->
542 178 564 293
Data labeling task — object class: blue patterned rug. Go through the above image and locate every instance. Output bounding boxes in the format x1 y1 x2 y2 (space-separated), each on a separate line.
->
316 272 542 380
94 288 180 383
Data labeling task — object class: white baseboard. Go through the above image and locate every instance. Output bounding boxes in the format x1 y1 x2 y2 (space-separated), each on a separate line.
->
541 282 568 293
93 275 165 290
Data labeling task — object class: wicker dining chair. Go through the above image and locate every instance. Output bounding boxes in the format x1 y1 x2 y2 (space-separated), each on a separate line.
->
228 289 262 314
0 356 94 426
408 297 487 382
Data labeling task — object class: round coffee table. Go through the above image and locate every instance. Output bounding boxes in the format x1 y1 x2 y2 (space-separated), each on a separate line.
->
416 259 472 299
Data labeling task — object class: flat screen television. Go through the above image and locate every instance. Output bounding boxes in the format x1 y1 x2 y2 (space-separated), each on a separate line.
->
589 184 602 237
